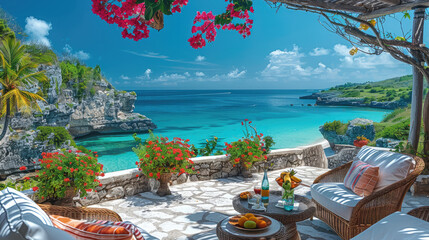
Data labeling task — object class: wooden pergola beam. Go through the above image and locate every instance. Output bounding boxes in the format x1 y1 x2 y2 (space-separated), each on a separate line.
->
379 0 400 5
359 0 429 19
270 0 368 13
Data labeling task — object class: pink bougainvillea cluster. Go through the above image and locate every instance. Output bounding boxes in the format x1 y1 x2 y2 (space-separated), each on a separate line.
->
92 0 254 48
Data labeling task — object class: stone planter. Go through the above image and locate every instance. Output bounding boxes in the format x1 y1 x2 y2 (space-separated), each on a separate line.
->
240 162 253 178
156 173 172 196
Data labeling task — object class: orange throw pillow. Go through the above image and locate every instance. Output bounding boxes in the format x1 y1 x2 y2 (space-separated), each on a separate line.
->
50 215 133 240
344 160 379 197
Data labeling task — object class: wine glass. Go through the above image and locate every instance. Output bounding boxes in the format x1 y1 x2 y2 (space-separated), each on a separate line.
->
253 183 262 195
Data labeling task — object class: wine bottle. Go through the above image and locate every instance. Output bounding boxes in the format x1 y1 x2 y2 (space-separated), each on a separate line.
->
261 168 269 207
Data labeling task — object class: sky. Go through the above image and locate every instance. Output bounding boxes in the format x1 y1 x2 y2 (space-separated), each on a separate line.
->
0 0 420 90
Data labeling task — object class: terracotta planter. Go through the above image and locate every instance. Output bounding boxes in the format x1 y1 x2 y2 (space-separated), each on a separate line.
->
53 187 76 206
157 173 172 196
354 140 369 148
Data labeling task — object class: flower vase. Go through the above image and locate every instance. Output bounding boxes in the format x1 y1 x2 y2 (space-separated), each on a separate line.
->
282 189 294 211
157 173 172 196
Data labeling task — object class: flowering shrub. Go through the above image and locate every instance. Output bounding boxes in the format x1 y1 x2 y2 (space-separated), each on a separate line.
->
354 136 369 148
91 0 253 48
224 119 275 169
133 132 196 179
191 136 223 156
35 150 104 200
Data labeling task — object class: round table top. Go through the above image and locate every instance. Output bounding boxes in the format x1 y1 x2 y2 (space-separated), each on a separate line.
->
232 191 316 224
216 215 287 240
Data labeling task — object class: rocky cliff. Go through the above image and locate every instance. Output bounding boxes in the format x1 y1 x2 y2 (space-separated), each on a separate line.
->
10 64 156 136
1 64 156 177
301 92 408 110
319 118 375 148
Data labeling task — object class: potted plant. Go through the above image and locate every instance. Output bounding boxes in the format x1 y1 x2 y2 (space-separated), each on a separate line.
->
224 119 275 178
35 149 104 206
354 136 369 148
133 132 195 196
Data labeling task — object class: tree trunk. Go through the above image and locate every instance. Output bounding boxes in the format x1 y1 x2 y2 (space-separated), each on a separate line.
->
408 7 426 151
0 100 10 142
423 91 429 154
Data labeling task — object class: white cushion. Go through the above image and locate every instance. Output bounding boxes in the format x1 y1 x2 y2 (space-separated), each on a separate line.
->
351 211 429 240
311 183 363 221
356 146 415 191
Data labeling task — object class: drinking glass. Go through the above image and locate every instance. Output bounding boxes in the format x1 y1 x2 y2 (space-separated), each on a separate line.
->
254 183 262 195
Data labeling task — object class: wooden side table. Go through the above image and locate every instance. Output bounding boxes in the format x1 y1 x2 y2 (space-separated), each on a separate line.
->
232 191 316 240
216 215 287 240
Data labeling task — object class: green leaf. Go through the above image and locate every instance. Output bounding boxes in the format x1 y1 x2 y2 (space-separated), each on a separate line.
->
145 6 154 20
403 11 411 20
395 36 406 41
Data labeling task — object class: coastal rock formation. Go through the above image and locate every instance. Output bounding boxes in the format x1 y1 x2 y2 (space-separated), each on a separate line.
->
0 130 74 178
376 137 401 148
320 118 375 147
300 92 408 110
1 64 156 176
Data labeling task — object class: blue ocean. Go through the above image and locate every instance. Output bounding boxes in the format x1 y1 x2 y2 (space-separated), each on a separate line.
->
76 90 391 172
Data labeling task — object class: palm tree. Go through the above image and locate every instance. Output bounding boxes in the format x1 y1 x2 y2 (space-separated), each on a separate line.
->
0 37 47 141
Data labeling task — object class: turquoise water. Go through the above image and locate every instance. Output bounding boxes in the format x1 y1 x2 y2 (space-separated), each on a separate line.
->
76 90 391 172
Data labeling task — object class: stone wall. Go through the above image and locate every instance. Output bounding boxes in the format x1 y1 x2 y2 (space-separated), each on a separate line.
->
78 143 328 206
327 144 357 169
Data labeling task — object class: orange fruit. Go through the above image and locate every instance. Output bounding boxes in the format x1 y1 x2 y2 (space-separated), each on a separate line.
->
248 217 259 222
257 220 267 228
238 216 248 227
244 213 255 219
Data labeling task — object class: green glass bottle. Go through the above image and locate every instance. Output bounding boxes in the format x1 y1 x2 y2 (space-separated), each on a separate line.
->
261 169 269 207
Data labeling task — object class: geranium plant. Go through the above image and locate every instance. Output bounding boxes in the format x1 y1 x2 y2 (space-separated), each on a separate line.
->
224 119 275 171
35 150 104 202
354 136 369 148
133 131 195 178
132 131 196 196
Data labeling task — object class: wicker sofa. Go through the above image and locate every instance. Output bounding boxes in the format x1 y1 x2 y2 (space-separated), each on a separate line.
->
311 146 425 240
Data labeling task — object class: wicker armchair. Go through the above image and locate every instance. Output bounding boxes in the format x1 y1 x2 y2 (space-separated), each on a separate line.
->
408 206 429 222
312 155 425 240
38 204 122 222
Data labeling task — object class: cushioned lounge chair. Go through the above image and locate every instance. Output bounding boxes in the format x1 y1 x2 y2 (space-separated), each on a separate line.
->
311 146 425 240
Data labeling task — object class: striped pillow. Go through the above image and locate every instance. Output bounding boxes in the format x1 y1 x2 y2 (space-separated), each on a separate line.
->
344 160 379 197
50 215 145 240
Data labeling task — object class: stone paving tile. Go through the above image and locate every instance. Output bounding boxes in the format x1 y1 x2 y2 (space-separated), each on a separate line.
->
90 166 428 240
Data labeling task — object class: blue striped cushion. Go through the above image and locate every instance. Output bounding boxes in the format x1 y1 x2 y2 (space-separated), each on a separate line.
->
0 187 53 238
344 160 379 196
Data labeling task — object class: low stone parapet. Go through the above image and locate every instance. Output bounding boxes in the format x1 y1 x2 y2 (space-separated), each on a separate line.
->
77 143 327 206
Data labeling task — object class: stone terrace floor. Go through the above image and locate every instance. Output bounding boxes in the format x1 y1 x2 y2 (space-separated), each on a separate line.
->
90 166 429 240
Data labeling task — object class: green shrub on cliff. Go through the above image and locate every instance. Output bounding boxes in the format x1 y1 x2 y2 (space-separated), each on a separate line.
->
376 120 410 140
323 120 348 135
35 126 77 148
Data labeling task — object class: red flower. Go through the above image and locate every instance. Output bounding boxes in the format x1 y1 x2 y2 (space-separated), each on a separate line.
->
145 154 150 158
32 187 39 191
84 183 87 186
157 172 161 178
24 177 30 180
68 150 72 153
136 174 139 178
57 166 62 171
149 172 154 177
19 166 27 171
234 158 240 163
99 183 103 187
64 178 70 182
135 161 139 165
248 152 253 156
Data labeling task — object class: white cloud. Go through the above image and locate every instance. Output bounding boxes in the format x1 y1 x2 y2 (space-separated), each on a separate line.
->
195 72 205 77
309 47 330 56
227 68 246 78
261 45 340 81
145 69 152 79
334 44 398 69
120 75 130 80
25 16 52 47
63 44 90 60
195 55 206 62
